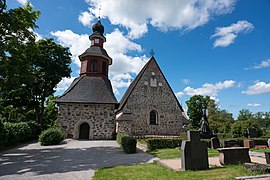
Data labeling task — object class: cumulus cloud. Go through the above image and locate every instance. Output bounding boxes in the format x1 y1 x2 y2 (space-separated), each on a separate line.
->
247 103 262 107
242 82 270 95
182 80 236 96
211 20 254 47
111 73 133 95
51 29 148 94
51 30 90 67
78 10 95 26
55 77 76 92
81 0 236 39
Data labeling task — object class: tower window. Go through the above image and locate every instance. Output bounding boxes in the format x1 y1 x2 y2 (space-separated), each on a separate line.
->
89 60 98 72
150 110 158 125
102 61 107 75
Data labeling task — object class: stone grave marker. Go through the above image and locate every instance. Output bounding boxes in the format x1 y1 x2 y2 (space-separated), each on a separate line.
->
247 128 257 138
181 131 209 170
211 137 220 149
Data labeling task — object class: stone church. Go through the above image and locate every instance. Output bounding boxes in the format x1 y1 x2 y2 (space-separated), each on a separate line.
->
55 20 188 140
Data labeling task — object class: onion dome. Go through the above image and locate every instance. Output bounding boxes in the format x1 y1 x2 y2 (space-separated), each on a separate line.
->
92 20 104 35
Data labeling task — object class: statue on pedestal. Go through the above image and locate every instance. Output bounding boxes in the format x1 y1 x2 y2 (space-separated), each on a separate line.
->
199 109 216 139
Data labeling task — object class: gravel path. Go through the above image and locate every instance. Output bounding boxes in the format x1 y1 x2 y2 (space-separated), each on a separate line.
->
0 140 157 180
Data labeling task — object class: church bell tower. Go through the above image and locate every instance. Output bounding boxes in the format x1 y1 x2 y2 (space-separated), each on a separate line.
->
79 20 112 77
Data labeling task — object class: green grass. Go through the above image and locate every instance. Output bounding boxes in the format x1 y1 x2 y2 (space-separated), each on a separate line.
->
251 147 270 153
148 148 219 159
94 163 263 180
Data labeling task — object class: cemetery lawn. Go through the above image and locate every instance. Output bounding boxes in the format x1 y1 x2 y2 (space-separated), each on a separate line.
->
251 148 270 153
148 148 219 159
94 163 263 180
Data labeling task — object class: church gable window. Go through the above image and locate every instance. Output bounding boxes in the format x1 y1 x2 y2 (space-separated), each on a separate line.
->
150 110 158 125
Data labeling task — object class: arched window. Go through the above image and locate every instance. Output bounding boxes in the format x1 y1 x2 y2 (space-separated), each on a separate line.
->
150 110 157 125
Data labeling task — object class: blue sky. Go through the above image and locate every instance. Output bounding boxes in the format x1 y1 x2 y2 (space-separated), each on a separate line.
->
10 0 270 118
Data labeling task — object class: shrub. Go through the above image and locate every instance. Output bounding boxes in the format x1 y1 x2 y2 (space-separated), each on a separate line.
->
121 136 137 154
39 128 64 146
4 122 32 145
116 133 128 145
146 138 183 150
0 120 8 148
27 121 41 139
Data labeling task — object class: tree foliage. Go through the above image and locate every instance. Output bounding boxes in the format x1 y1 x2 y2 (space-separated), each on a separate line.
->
231 120 261 138
0 3 71 126
237 109 254 121
186 95 212 129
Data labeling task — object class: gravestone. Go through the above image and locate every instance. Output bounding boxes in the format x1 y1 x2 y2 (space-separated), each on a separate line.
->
267 139 270 147
181 131 209 170
247 128 257 138
211 137 220 149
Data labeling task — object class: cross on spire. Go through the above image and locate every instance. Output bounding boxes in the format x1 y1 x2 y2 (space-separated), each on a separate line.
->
150 49 155 57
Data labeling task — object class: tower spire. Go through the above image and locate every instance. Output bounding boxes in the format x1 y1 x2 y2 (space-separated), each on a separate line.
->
98 5 101 20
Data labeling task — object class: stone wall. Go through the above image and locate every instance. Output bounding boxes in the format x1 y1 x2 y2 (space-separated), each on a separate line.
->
58 103 116 140
117 59 187 136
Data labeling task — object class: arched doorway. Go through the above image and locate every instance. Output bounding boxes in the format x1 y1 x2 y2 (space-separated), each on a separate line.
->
79 123 90 139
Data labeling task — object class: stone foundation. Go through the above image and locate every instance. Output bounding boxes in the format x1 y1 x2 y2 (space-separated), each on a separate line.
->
58 103 116 140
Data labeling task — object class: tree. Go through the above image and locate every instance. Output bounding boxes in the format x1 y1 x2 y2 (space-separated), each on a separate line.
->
0 3 40 121
186 95 212 129
231 119 261 138
43 96 59 128
0 39 71 123
237 109 254 121
0 4 71 125
208 109 234 134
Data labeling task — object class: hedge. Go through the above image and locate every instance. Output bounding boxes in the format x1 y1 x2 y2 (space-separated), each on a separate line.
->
121 136 137 154
146 138 183 150
4 122 41 145
39 127 64 146
0 120 8 148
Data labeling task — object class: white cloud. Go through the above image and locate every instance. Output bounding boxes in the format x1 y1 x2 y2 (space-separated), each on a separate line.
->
16 0 29 5
182 80 236 96
242 82 270 95
51 30 90 67
55 77 76 92
175 92 185 98
252 59 270 69
182 79 191 84
247 103 262 107
111 73 133 95
78 10 95 26
51 29 148 95
82 0 236 39
211 20 254 47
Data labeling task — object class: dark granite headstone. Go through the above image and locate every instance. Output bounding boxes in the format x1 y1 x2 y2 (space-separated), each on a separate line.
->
211 137 220 149
217 147 250 165
181 131 209 170
247 128 257 138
